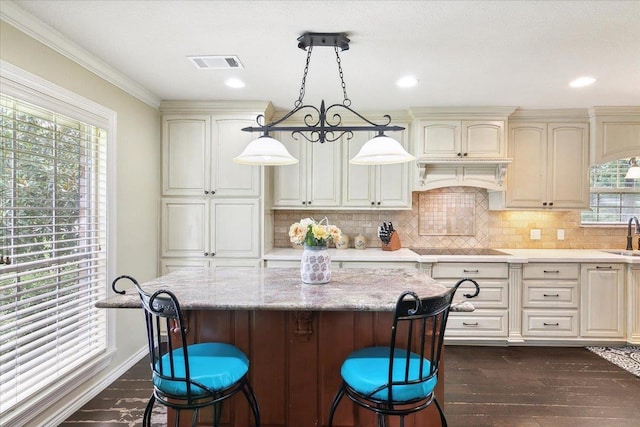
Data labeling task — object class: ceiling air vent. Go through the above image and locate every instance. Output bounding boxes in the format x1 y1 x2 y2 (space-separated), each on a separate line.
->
188 55 244 69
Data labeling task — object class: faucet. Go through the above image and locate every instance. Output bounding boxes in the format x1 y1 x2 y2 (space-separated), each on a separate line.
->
627 216 640 251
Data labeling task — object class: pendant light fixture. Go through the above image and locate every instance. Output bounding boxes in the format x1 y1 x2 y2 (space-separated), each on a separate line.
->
234 32 415 166
625 157 640 179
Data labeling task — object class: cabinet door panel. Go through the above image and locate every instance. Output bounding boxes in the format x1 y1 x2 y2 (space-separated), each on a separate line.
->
580 264 625 338
308 140 342 207
161 198 208 257
419 121 460 157
212 117 260 196
273 132 305 207
343 132 375 207
547 123 589 208
378 126 411 208
463 121 505 157
162 115 210 196
506 124 547 208
211 199 260 258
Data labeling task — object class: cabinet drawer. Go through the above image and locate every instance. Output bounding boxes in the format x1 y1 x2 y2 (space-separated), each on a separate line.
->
445 311 507 337
522 310 578 337
439 279 508 308
432 262 508 279
523 282 578 308
523 263 579 280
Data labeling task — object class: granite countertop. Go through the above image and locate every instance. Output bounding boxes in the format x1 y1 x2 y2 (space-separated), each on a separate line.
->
264 247 640 264
98 267 474 312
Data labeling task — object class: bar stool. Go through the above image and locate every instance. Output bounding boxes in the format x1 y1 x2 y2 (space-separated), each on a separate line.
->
112 275 260 427
327 278 479 427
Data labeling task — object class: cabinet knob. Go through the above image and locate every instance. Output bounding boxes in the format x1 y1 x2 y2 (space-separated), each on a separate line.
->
542 202 548 206
463 152 468 157
457 152 462 157
377 201 381 205
371 201 375 206
548 202 553 206
204 252 208 257
307 201 311 205
211 252 216 257
302 201 306 205
204 190 209 195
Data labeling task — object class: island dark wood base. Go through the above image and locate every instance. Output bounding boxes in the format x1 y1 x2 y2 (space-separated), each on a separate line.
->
170 309 445 427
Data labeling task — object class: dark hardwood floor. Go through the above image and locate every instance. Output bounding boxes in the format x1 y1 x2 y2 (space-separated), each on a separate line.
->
60 346 640 426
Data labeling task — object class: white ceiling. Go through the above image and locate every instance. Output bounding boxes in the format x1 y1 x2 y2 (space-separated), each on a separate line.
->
6 0 640 112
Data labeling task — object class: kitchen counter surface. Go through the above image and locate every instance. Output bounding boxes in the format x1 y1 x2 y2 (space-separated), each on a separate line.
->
100 267 475 312
264 248 640 264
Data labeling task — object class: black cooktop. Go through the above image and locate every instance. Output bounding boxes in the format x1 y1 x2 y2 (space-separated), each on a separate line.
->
410 248 508 256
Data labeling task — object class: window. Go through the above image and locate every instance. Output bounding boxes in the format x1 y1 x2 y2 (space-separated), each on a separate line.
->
0 63 113 424
581 158 640 224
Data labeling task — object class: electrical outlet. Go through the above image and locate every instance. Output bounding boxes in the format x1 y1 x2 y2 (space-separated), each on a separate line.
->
557 229 565 240
530 229 541 240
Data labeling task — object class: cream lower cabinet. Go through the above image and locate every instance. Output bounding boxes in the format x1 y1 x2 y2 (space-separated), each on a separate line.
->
161 198 260 267
342 126 411 209
580 263 625 339
272 130 342 208
430 262 509 341
506 122 589 209
522 263 580 339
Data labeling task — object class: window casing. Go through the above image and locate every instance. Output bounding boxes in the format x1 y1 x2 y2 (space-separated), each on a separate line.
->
0 62 114 426
582 159 640 224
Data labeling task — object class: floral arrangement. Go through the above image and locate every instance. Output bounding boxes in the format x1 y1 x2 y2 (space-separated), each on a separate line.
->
289 217 342 247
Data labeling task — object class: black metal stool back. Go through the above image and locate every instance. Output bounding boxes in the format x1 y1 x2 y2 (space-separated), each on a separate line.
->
328 277 479 427
112 275 260 427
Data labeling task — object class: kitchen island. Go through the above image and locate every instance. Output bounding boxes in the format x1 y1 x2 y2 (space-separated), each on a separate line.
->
100 267 474 427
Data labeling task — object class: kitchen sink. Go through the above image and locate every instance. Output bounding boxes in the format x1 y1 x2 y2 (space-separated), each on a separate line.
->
602 250 640 257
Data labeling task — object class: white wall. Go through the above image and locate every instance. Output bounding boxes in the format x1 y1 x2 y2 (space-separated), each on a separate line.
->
0 21 160 425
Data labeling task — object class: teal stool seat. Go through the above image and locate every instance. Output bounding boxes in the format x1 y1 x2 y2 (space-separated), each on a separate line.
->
154 342 250 397
341 346 437 402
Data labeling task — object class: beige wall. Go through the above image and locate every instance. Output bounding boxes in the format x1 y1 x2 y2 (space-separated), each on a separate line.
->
274 188 629 250
1 22 160 425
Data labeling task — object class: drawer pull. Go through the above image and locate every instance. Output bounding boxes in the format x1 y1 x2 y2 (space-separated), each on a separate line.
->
462 322 479 326
543 293 560 297
595 266 613 270
543 322 559 326
543 270 560 274
463 269 479 273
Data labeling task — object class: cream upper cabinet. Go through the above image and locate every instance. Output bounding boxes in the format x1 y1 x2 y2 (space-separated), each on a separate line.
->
342 126 411 209
161 198 260 259
416 120 505 159
589 107 640 164
580 263 625 338
162 114 260 197
272 130 342 208
506 122 589 209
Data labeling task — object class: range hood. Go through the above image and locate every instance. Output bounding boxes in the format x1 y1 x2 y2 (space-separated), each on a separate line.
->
414 158 512 191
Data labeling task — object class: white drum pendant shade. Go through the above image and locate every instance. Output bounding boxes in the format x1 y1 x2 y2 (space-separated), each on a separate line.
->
349 135 416 165
234 136 299 165
625 164 640 179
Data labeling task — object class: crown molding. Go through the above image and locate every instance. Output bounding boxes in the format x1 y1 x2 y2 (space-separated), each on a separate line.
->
1 1 161 109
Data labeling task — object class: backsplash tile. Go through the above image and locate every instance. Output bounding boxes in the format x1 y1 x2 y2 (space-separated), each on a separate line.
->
273 187 629 250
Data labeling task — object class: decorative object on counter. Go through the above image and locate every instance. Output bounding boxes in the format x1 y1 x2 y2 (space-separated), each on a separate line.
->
336 234 349 250
289 217 342 284
234 32 414 166
354 234 367 250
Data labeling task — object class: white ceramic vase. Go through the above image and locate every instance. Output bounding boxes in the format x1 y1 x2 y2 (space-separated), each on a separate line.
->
300 245 331 284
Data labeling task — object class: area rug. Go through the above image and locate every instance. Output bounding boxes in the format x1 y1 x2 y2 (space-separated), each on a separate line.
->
587 346 640 377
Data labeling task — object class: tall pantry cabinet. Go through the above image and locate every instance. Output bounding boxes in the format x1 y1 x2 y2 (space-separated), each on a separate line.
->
159 101 272 274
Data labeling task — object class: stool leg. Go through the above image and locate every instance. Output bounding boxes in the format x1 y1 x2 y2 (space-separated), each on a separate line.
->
142 395 155 427
328 384 346 427
242 381 261 426
434 397 448 427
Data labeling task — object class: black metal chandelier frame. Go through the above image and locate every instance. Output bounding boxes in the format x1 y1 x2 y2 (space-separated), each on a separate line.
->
241 32 405 144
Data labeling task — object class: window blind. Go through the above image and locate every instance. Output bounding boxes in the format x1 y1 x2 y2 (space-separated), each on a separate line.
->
582 159 640 224
0 93 108 415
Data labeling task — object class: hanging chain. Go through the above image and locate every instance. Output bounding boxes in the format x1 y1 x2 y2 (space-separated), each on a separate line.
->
295 43 314 108
335 45 351 107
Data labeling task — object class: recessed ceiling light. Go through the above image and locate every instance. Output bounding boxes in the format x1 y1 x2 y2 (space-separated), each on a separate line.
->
225 78 246 88
569 76 597 88
396 76 418 88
